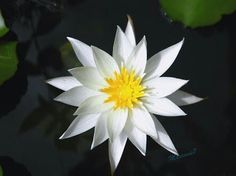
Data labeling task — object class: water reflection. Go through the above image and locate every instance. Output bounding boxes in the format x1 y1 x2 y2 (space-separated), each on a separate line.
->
0 0 235 175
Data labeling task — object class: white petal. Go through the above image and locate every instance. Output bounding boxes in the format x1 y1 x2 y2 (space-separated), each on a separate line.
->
112 26 133 66
67 37 95 67
127 36 147 75
145 39 184 80
46 76 81 91
125 16 136 46
91 112 109 149
167 90 203 106
144 97 186 116
59 113 100 139
124 118 146 155
107 108 128 142
69 67 107 91
92 46 120 78
109 132 127 174
74 94 113 115
54 86 99 107
143 77 188 98
130 106 157 139
151 114 178 155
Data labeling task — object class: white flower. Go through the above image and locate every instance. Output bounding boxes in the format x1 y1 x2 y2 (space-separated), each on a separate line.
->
47 17 203 173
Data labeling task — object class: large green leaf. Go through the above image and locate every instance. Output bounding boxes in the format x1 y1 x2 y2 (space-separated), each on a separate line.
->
0 10 9 37
0 42 18 85
160 0 236 28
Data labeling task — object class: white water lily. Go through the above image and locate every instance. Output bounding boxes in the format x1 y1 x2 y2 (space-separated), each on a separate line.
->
47 17 202 173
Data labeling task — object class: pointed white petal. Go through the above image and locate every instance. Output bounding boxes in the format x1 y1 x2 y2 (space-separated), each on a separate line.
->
67 37 95 67
151 114 178 155
130 106 157 139
145 39 184 79
91 112 109 149
69 67 107 91
107 109 128 142
143 77 188 98
125 16 136 46
54 86 99 107
74 94 113 115
59 113 100 139
112 26 133 66
92 46 119 78
167 90 203 106
46 76 81 91
144 97 186 116
127 36 147 75
125 118 146 155
109 132 127 174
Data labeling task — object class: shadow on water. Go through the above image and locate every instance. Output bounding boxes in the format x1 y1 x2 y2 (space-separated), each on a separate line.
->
19 95 92 151
0 156 31 176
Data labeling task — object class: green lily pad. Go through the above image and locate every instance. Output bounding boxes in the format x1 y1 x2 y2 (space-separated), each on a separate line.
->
0 165 3 176
0 10 9 37
0 42 18 85
0 11 17 86
160 0 236 28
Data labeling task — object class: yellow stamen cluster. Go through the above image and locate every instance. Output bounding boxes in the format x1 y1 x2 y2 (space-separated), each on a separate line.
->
101 67 145 109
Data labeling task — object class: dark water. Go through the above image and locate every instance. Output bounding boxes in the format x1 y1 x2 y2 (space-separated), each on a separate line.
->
0 0 235 175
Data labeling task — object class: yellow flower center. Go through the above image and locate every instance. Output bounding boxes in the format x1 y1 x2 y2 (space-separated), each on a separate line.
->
101 67 145 109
